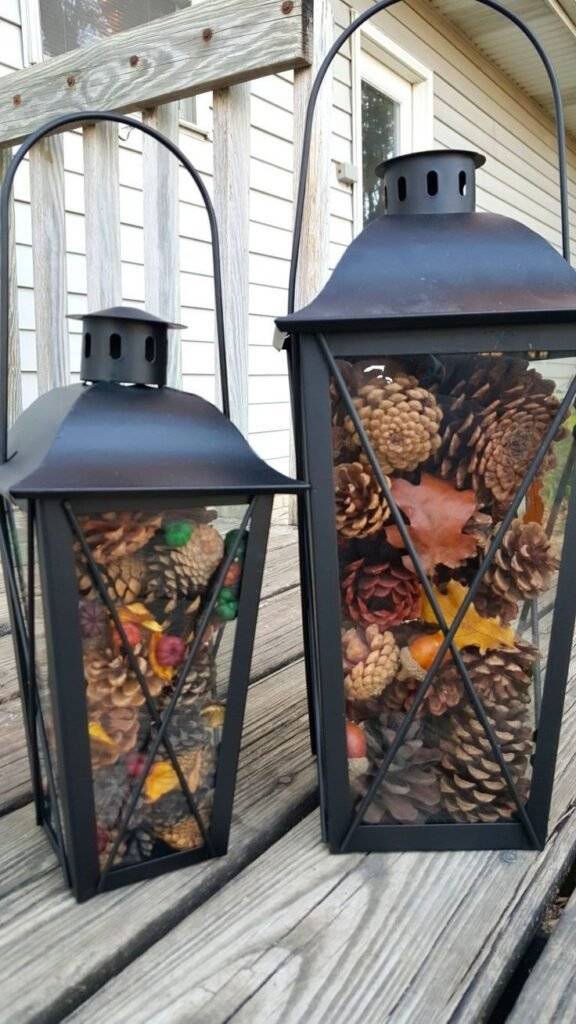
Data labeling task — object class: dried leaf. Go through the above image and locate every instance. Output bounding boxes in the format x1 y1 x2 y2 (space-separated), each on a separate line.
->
386 475 480 574
524 479 545 525
88 722 116 748
421 580 516 654
144 761 178 802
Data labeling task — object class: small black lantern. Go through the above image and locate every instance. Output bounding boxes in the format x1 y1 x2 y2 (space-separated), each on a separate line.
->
0 115 304 901
278 0 576 855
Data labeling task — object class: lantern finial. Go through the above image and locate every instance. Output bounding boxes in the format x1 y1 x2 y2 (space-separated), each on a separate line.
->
69 306 185 388
376 149 485 216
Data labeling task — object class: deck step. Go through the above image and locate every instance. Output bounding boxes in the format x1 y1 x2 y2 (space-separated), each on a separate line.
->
508 885 576 1022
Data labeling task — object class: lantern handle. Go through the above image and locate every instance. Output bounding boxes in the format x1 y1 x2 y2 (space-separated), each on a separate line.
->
288 0 571 313
0 110 230 465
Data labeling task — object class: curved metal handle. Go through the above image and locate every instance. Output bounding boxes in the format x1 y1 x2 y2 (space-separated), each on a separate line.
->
0 109 230 465
288 0 571 313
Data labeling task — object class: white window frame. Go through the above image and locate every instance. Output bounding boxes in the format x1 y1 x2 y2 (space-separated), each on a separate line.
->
20 0 211 137
351 20 434 232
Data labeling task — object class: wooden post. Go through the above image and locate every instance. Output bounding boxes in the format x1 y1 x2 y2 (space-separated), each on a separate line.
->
289 0 333 521
213 83 251 434
29 137 69 393
83 124 122 308
0 147 21 423
143 103 182 388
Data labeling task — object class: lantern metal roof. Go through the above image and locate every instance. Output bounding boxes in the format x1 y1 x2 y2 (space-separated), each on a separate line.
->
0 306 305 498
276 150 576 335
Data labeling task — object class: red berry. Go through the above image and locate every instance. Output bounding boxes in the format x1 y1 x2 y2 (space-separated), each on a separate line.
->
346 721 367 759
156 634 186 668
96 826 109 854
224 562 242 588
126 752 147 778
111 620 142 653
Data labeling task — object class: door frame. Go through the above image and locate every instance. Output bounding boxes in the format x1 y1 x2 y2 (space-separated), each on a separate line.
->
351 20 434 232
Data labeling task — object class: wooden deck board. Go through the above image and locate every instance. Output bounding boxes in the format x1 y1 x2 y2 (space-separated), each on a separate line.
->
0 658 316 1024
66 666 576 1024
508 888 576 1022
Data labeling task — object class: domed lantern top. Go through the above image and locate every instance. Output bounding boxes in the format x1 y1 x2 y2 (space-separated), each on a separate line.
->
0 306 302 500
276 150 576 334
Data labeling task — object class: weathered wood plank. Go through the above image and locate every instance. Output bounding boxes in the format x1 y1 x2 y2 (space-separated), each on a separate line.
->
0 0 312 148
213 83 250 431
143 103 182 388
83 124 122 309
508 889 576 1022
0 658 314 1024
0 146 22 424
69 664 576 1024
29 136 69 392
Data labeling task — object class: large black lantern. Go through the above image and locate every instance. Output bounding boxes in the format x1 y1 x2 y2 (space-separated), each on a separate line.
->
277 3 576 855
0 115 304 901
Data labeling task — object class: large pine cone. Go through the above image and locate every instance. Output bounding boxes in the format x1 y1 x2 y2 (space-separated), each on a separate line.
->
437 641 537 707
483 519 559 602
78 511 162 564
383 646 462 717
147 524 224 609
342 624 400 702
334 463 390 539
440 693 533 822
342 558 420 629
78 554 147 605
85 646 165 709
354 711 441 824
343 374 443 474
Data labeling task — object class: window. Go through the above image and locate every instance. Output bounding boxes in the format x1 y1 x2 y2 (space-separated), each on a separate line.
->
353 28 433 228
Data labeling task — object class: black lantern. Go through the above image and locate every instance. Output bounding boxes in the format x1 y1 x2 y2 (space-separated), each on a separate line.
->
0 115 305 901
277 3 576 855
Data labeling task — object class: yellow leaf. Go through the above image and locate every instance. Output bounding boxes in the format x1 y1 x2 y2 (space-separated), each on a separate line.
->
88 722 116 747
201 703 226 729
144 761 179 802
148 632 175 682
421 580 516 654
119 603 164 633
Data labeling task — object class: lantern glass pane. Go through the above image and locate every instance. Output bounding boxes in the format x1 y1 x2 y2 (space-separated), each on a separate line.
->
333 351 576 826
73 503 248 869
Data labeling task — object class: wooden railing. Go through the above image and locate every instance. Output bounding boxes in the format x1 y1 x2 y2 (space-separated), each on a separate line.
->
0 0 331 453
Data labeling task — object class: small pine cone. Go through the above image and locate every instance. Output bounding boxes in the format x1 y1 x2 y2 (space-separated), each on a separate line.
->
97 826 128 869
155 801 211 851
472 585 519 626
440 694 533 823
77 554 147 605
383 650 462 718
334 463 390 540
178 656 217 706
161 706 215 755
90 705 140 763
79 511 162 564
483 519 559 602
342 558 420 629
354 711 442 824
342 624 400 702
343 374 443 474
437 642 537 707
92 764 133 829
85 646 165 709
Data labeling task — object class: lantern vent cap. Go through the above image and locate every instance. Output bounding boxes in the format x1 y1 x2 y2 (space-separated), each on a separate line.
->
70 306 186 388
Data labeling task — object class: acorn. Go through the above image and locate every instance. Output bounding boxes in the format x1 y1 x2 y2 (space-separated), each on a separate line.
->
111 620 143 654
409 632 448 671
346 720 367 759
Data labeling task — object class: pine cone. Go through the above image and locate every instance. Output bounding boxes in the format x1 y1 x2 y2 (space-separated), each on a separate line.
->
342 558 420 629
354 711 441 824
342 624 400 702
154 802 211 851
147 524 224 608
78 511 162 564
383 647 462 717
343 374 443 474
334 463 390 539
89 705 141 768
92 764 133 829
161 706 215 753
440 694 533 823
85 646 165 709
97 826 128 868
77 554 147 605
483 519 559 602
437 642 537 707
472 586 519 626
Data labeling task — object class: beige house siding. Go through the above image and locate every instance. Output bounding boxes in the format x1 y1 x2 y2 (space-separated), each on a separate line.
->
1 0 575 472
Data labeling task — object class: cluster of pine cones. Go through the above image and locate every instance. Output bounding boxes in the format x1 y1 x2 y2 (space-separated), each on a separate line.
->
76 507 229 867
334 354 566 827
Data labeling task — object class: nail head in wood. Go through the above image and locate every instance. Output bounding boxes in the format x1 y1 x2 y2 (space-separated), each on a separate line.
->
129 55 139 67
67 75 76 88
281 1 294 13
12 95 21 106
202 28 213 42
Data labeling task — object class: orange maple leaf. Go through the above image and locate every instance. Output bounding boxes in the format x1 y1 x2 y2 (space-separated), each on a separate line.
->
386 474 479 574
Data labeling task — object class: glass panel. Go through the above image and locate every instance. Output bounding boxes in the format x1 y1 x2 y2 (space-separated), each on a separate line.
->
334 351 576 825
73 504 248 869
361 80 398 225
39 0 192 57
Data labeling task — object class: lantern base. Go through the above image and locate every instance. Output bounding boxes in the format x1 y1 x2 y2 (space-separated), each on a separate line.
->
333 821 544 855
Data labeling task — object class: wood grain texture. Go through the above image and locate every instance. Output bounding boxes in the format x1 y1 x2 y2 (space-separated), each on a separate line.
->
508 888 576 1022
83 124 122 309
143 103 181 388
0 146 21 424
69 664 576 1024
29 136 69 392
0 659 314 1024
0 0 312 147
213 83 250 432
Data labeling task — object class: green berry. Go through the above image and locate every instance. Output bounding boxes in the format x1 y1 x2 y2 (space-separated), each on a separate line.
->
165 521 193 548
225 528 247 558
216 592 239 621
